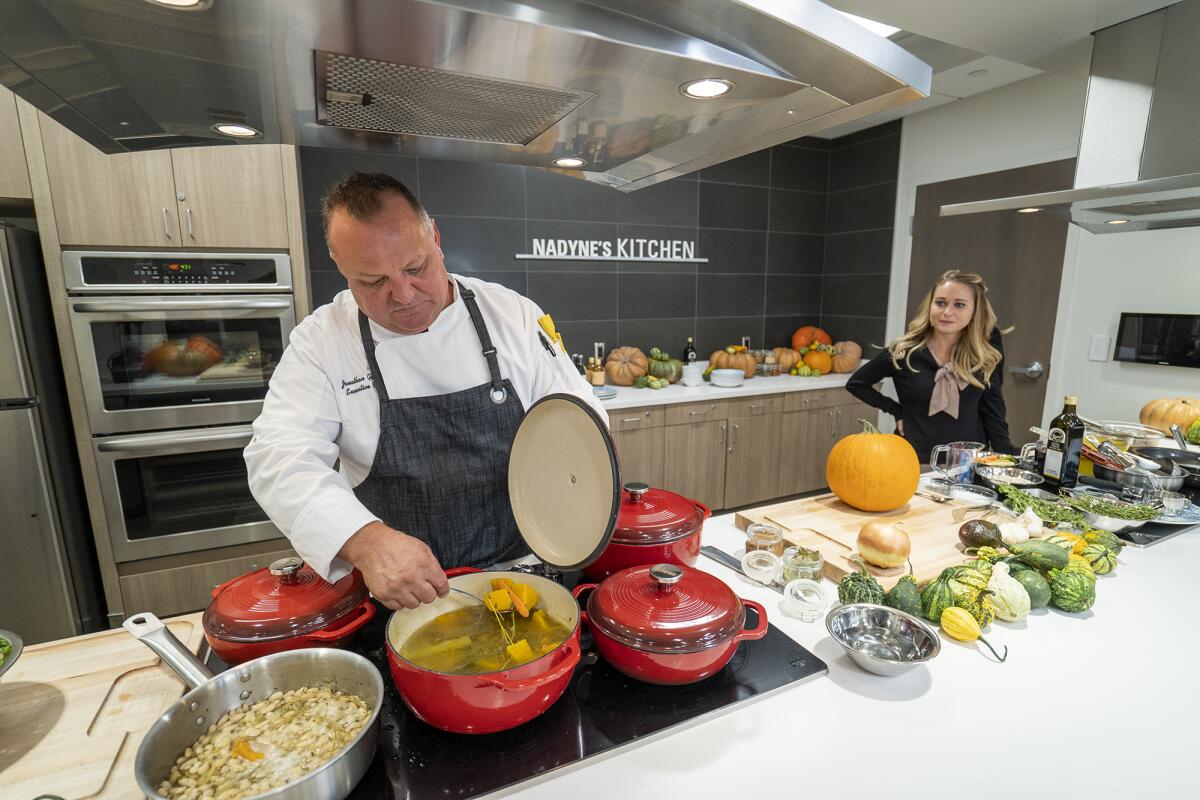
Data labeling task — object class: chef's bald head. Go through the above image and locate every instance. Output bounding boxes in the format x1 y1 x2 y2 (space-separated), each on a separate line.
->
321 172 432 252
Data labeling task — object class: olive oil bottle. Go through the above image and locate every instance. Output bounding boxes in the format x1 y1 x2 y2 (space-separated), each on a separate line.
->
682 336 697 364
1042 395 1085 490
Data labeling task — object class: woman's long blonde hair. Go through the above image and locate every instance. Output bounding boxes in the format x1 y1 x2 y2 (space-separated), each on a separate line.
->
889 270 1006 389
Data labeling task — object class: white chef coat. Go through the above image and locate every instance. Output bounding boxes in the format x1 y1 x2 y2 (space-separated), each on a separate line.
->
245 275 608 582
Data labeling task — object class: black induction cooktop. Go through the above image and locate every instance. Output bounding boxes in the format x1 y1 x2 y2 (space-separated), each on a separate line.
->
209 595 826 800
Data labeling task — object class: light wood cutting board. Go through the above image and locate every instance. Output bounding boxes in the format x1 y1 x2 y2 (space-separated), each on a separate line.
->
0 613 205 799
735 493 995 590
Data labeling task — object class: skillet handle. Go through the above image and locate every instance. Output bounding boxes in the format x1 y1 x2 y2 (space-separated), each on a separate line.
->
123 611 213 690
478 637 580 692
734 599 770 643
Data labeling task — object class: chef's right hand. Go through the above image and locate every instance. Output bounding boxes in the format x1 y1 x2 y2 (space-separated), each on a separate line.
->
338 521 450 609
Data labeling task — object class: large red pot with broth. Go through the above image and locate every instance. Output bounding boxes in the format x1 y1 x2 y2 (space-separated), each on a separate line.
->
573 563 768 685
583 483 710 580
203 557 376 665
385 568 581 734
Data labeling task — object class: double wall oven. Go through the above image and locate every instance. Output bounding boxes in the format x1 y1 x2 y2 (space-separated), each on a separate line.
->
65 252 295 562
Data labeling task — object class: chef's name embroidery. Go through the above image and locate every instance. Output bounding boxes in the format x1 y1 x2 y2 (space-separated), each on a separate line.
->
341 375 373 395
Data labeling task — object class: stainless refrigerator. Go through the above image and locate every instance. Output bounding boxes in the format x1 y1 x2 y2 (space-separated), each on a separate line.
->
0 223 105 643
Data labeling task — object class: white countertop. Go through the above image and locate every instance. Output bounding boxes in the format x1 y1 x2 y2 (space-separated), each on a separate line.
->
599 363 857 410
505 512 1199 800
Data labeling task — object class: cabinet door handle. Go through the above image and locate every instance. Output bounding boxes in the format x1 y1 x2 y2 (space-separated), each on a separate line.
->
161 208 172 239
748 402 766 410
186 207 195 239
689 408 710 416
622 417 642 424
728 423 738 454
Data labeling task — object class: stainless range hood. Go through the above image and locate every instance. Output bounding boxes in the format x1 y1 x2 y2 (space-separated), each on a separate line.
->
0 0 930 191
942 0 1200 232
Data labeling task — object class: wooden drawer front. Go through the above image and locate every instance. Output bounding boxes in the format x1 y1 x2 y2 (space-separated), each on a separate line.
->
783 388 848 412
726 394 782 418
609 405 665 431
664 400 728 426
120 547 296 618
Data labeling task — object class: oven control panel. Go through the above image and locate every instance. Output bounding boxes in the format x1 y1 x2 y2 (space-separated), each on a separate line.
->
63 251 292 292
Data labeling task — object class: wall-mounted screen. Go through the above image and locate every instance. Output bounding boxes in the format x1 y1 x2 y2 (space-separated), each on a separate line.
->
1114 313 1200 369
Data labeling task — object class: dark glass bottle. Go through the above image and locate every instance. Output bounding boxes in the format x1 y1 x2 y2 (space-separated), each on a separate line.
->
1042 395 1085 490
682 336 697 363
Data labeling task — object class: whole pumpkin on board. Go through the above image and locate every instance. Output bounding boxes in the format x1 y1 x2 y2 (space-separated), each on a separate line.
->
709 349 757 378
605 347 648 386
772 347 801 373
791 325 832 350
647 347 684 384
1139 397 1200 434
826 419 920 512
802 349 832 374
831 341 863 373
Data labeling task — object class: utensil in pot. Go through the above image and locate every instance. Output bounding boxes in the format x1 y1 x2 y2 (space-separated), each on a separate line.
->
1129 445 1200 488
1171 424 1188 450
1092 462 1186 492
124 611 383 800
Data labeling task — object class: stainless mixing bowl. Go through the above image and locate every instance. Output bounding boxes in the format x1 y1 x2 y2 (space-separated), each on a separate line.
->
825 603 940 677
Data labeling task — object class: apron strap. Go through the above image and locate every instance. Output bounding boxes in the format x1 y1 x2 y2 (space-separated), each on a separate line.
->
357 310 391 402
457 281 508 404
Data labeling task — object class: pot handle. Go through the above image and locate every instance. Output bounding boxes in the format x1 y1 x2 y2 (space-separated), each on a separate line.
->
734 599 770 643
445 567 483 578
210 573 240 599
691 499 712 520
478 637 580 692
123 611 213 691
571 583 597 626
305 597 377 642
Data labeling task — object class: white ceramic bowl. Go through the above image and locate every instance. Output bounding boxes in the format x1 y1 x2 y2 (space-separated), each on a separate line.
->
710 368 745 387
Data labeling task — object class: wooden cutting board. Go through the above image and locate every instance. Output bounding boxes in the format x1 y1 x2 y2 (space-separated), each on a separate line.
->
735 493 994 590
0 613 205 799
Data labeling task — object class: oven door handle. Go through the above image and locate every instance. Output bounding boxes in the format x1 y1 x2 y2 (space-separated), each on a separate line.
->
72 298 293 312
96 427 254 454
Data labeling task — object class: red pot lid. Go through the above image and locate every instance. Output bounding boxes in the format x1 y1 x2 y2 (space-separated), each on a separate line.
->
586 564 745 653
203 557 368 643
613 482 705 545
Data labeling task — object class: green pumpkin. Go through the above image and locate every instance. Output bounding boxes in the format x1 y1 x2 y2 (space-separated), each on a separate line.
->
1080 543 1117 575
1006 539 1070 572
647 347 685 384
920 571 957 623
1084 529 1123 554
1049 569 1096 613
1187 418 1200 445
838 568 884 605
883 575 922 617
1013 569 1051 609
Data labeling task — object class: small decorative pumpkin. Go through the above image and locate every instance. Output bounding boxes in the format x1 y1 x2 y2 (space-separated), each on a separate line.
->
646 347 684 384
791 325 831 351
708 349 757 378
826 419 920 512
772 347 801 373
831 340 862 373
802 349 832 374
605 347 648 386
1139 397 1200 434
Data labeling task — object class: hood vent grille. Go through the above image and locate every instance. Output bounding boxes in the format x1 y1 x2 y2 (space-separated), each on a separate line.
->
1092 196 1200 217
316 51 594 145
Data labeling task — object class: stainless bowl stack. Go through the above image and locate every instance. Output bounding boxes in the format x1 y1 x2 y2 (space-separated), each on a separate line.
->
825 603 940 677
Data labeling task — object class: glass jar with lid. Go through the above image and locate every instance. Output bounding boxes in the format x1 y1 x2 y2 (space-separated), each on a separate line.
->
781 545 823 583
745 523 785 556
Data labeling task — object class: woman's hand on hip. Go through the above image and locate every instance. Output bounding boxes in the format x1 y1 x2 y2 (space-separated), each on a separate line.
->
895 419 905 436
339 521 450 609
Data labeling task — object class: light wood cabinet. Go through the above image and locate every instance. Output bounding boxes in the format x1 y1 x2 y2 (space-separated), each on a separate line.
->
0 87 31 199
663 418 726 510
723 413 782 509
171 145 290 248
612 426 666 489
119 547 296 618
778 409 829 496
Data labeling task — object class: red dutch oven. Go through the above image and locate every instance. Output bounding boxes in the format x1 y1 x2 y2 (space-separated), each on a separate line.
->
583 482 711 580
202 556 376 665
384 568 581 735
573 563 768 685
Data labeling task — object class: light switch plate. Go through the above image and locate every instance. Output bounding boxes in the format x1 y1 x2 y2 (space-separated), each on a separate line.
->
1089 334 1111 362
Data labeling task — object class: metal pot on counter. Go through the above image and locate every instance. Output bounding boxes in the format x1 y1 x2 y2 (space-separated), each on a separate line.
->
583 482 710 580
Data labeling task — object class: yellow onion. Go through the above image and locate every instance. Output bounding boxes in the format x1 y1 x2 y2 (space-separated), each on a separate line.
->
857 521 910 568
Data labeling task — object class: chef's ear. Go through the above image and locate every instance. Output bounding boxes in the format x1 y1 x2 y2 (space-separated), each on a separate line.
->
429 218 441 246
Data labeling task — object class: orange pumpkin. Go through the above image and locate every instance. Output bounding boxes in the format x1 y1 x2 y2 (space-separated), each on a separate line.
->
826 419 920 512
605 347 648 386
831 341 863 373
771 347 801 372
1139 397 1200 434
791 325 832 350
709 350 757 378
802 349 832 373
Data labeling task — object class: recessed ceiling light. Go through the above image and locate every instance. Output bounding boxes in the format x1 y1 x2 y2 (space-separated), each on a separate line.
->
213 123 261 138
680 79 734 99
1016 207 1042 213
145 0 208 8
1106 219 1129 225
969 68 990 78
554 157 585 168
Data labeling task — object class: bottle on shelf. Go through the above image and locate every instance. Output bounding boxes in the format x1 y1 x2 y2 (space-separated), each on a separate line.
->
682 336 697 363
1042 395 1085 490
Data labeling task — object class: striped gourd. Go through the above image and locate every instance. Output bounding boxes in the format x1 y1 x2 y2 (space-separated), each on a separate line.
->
1050 569 1096 613
1080 543 1117 575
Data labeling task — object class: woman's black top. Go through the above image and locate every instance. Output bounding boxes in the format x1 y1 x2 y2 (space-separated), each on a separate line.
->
845 328 1016 462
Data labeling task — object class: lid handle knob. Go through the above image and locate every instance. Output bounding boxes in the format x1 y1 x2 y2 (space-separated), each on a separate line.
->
269 556 305 584
624 481 650 503
649 563 682 591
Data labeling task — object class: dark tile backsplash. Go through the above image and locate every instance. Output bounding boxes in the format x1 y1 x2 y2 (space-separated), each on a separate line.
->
298 122 899 358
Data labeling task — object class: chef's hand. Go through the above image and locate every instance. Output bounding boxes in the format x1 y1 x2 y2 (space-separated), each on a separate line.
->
896 419 905 436
338 521 449 609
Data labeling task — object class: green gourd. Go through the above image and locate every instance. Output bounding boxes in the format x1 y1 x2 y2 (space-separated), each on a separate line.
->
646 348 684 384
1063 554 1097 583
883 575 922 617
1005 539 1070 571
956 592 997 628
972 546 1004 565
1080 543 1117 575
945 564 991 599
1084 529 1124 554
837 568 884 605
1013 570 1051 609
1044 533 1079 551
1049 569 1096 613
920 571 957 623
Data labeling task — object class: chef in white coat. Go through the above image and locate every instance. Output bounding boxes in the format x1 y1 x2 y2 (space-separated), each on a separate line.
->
245 172 606 610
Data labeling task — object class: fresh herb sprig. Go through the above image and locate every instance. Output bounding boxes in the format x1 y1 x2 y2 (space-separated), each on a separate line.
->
998 484 1086 527
1063 494 1159 521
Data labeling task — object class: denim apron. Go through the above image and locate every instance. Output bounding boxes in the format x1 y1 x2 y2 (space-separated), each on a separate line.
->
352 282 527 567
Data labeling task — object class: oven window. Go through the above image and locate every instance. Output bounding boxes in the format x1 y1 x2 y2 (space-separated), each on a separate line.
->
91 317 285 411
115 449 268 540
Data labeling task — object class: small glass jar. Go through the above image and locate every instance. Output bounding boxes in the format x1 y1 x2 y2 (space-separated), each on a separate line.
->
782 579 828 622
745 523 785 556
741 549 781 585
781 545 823 583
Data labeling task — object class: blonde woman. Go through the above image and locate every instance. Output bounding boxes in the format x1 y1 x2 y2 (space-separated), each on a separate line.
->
846 270 1015 462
